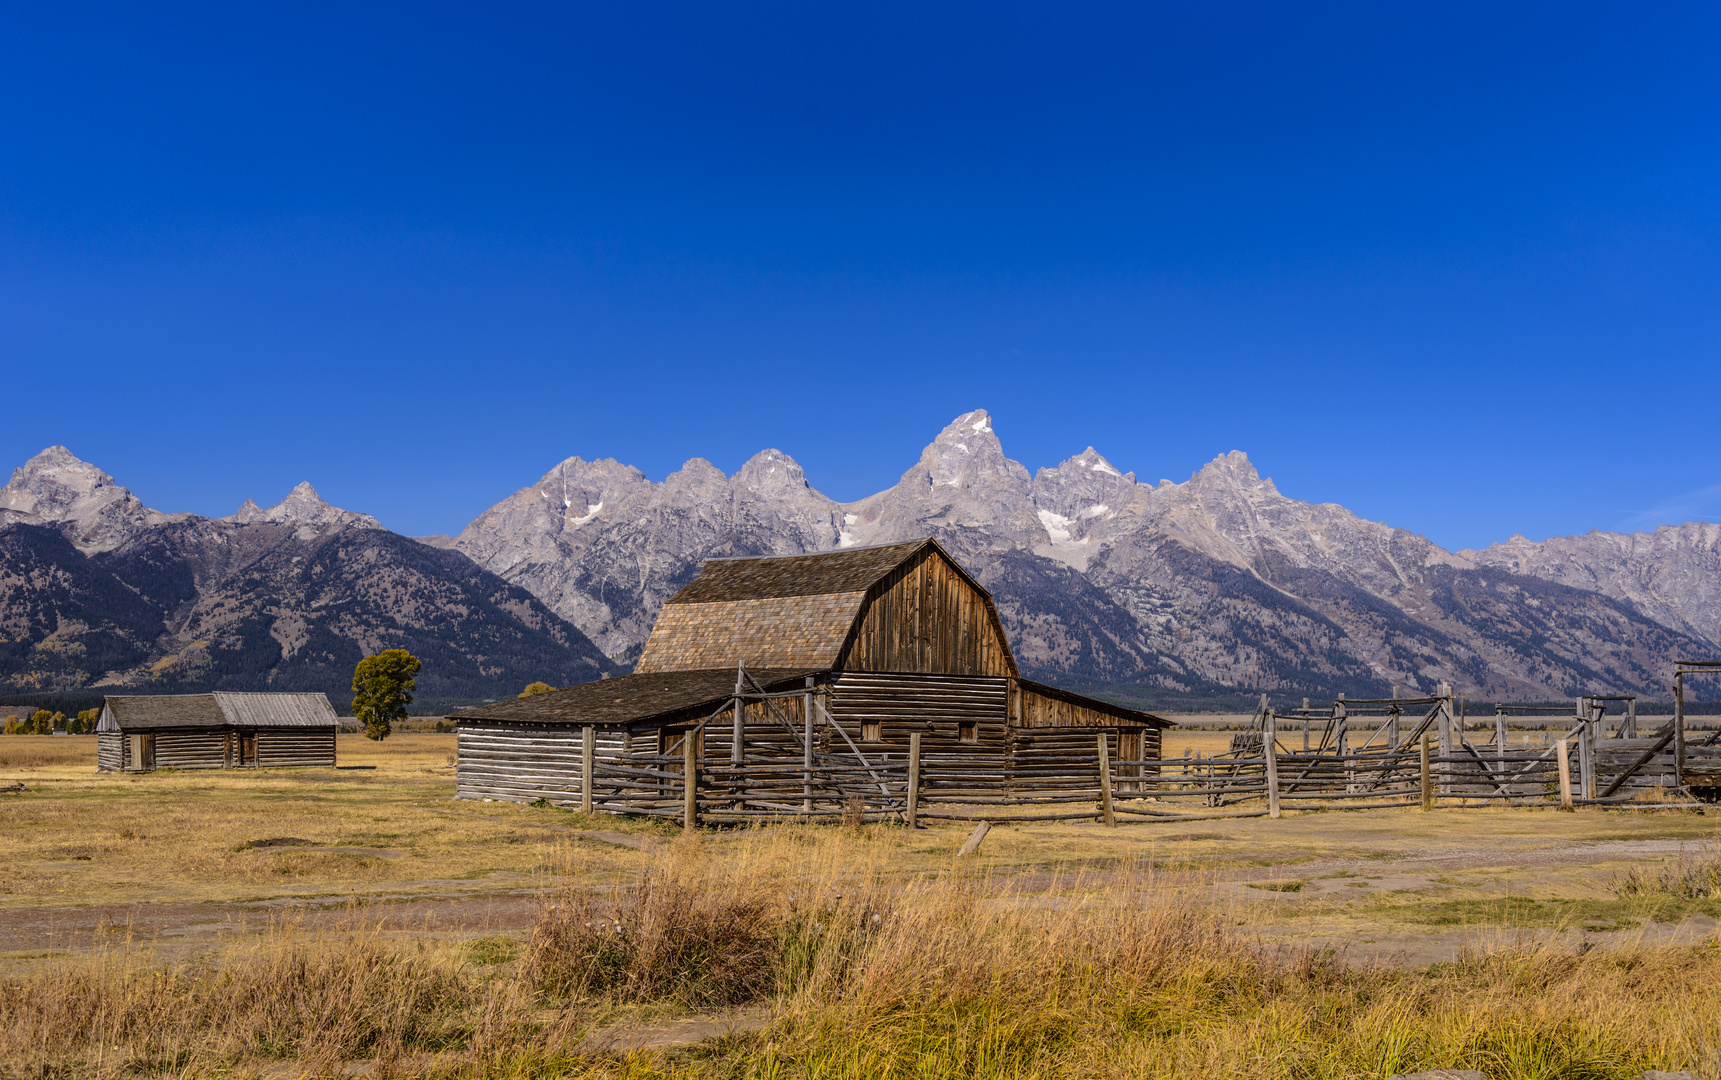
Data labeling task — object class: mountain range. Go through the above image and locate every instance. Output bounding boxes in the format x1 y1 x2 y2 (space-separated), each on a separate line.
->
0 448 615 710
3 410 1718 709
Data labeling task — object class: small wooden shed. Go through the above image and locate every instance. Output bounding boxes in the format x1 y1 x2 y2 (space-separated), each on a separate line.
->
97 691 339 772
454 538 1169 808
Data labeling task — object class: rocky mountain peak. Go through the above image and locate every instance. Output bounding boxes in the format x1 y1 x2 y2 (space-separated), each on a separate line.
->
837 410 1044 559
227 481 383 535
734 449 811 495
918 409 1026 491
2 446 126 518
0 445 171 553
1188 449 1271 491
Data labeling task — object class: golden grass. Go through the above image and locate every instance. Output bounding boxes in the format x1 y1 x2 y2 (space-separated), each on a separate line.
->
6 826 1721 1078
0 732 99 768
11 732 1721 1076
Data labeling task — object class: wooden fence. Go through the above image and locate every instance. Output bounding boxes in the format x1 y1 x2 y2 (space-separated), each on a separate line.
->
471 671 1721 828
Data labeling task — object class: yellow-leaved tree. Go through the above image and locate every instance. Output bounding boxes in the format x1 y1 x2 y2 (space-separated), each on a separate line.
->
351 649 422 741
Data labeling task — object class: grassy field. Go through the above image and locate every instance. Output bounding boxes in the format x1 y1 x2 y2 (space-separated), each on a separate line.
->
6 732 1721 1078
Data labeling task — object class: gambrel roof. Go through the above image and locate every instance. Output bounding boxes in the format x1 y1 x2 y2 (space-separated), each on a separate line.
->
633 538 1017 676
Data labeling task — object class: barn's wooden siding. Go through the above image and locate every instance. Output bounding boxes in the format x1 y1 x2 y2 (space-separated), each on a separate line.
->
1012 682 1150 730
256 729 336 768
458 722 628 804
840 549 1016 677
826 671 1009 751
635 594 865 673
97 733 123 772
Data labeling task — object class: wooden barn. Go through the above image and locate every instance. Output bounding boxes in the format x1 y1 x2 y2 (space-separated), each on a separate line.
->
453 538 1169 815
97 691 339 772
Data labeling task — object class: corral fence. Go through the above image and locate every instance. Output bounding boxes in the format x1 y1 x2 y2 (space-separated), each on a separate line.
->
476 661 1721 829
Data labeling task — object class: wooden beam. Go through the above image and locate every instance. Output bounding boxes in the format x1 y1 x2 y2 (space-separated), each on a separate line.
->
1419 732 1433 811
581 725 594 814
1556 738 1573 810
904 732 922 828
956 820 990 856
1097 733 1115 827
1675 672 1687 788
683 734 698 832
1264 708 1280 820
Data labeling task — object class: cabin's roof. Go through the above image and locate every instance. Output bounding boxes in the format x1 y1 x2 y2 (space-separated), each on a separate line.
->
450 668 824 727
213 692 340 728
666 539 934 604
99 692 339 731
99 694 227 731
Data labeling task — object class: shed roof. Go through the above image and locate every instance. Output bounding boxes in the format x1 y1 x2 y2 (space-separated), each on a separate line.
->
1017 679 1174 729
99 692 339 731
450 668 822 727
214 692 339 728
99 695 226 731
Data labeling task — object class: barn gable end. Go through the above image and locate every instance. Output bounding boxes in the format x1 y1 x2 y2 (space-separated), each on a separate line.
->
634 538 1017 678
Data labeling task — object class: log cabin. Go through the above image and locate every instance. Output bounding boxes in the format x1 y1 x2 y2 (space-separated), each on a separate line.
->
96 691 339 772
452 538 1169 810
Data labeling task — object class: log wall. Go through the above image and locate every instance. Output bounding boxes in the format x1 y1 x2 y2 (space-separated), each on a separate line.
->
256 729 336 768
151 729 229 769
97 733 122 772
457 722 628 804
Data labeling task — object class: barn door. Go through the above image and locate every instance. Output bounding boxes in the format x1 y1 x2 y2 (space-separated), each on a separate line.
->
239 732 258 767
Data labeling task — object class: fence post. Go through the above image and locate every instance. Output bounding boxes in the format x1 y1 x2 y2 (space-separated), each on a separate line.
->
683 733 698 832
1437 684 1453 794
1097 733 1116 826
581 725 595 814
1675 672 1687 788
1419 732 1433 811
1264 708 1280 819
1577 698 1596 800
906 732 921 829
1556 737 1574 810
1495 707 1507 772
803 681 815 813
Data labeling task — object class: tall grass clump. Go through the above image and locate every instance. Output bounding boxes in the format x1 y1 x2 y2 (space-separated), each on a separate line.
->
1615 839 1721 899
0 915 474 1074
527 860 781 1006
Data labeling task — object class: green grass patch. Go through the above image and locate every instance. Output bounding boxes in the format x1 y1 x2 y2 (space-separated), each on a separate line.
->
1247 879 1307 893
1382 894 1721 930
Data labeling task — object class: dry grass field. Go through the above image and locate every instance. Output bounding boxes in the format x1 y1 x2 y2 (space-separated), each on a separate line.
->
6 732 1721 1078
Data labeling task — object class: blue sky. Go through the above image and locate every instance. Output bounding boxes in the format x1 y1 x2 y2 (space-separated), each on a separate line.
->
3 1 1719 550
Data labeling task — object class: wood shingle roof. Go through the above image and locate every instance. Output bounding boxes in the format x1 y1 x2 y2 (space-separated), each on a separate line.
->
99 694 226 731
664 539 935 603
99 692 341 731
450 668 822 727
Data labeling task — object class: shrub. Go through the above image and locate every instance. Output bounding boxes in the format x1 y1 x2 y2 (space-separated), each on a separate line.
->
526 862 781 1006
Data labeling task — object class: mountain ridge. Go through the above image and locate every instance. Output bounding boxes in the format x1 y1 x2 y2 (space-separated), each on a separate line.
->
4 416 1716 706
452 409 1719 700
0 449 618 707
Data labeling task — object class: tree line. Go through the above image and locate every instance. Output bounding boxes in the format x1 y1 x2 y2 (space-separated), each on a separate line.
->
1 648 565 739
